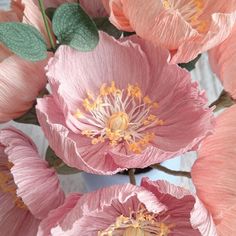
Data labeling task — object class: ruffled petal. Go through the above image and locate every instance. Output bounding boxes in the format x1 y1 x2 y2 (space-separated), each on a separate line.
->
192 105 236 235
209 25 236 99
37 193 82 236
80 0 108 17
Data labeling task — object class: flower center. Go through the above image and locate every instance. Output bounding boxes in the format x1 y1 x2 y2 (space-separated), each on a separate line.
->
162 0 208 33
75 81 164 154
0 162 27 209
107 112 129 132
98 206 173 236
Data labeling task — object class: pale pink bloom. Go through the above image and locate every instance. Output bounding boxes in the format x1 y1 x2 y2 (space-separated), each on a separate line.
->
192 105 236 236
36 32 215 174
0 55 49 123
0 127 65 236
209 24 236 99
105 0 236 63
38 178 216 236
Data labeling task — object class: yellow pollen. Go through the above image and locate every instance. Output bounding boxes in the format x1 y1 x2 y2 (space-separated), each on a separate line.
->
127 84 142 99
162 0 171 9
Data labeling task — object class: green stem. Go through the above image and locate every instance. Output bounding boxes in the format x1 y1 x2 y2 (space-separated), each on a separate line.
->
151 164 191 178
128 169 136 185
38 0 56 50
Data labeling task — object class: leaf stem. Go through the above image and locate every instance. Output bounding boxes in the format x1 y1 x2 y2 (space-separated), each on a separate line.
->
38 0 56 50
151 164 191 178
128 169 136 185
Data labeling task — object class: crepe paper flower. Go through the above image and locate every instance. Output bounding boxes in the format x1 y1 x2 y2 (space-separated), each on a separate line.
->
0 54 49 123
37 178 216 235
208 25 236 99
36 32 215 174
192 105 236 236
0 127 65 236
105 0 236 63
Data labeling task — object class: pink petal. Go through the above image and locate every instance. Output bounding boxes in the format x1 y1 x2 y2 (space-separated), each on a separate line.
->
0 55 49 123
0 127 65 219
192 105 236 235
37 193 82 236
208 25 236 99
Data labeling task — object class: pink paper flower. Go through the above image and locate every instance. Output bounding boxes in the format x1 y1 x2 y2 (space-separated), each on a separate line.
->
105 0 236 63
36 32 215 174
192 105 236 235
209 25 236 99
0 55 49 123
0 127 65 236
38 178 216 235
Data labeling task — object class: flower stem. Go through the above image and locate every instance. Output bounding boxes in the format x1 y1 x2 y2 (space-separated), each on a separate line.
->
128 169 136 185
38 0 56 50
151 164 191 178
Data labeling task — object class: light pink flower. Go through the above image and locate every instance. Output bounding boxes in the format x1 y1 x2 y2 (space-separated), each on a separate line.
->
105 0 236 63
38 178 216 236
0 55 49 123
36 32 215 174
192 105 236 235
208 24 236 99
0 127 65 236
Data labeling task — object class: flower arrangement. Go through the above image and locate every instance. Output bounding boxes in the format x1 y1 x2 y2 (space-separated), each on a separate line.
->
0 0 235 235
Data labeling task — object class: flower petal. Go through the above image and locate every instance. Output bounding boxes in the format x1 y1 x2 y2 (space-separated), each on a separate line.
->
192 105 236 235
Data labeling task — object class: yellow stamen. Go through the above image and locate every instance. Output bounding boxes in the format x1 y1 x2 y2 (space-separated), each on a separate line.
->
99 206 173 236
78 81 164 153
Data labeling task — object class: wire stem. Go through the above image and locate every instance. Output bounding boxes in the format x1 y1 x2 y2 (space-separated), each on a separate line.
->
151 164 191 178
128 169 136 185
38 0 56 50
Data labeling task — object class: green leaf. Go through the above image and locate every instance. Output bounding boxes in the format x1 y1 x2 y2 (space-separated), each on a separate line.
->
0 22 47 61
94 17 122 39
178 54 201 71
52 3 99 51
46 146 81 175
